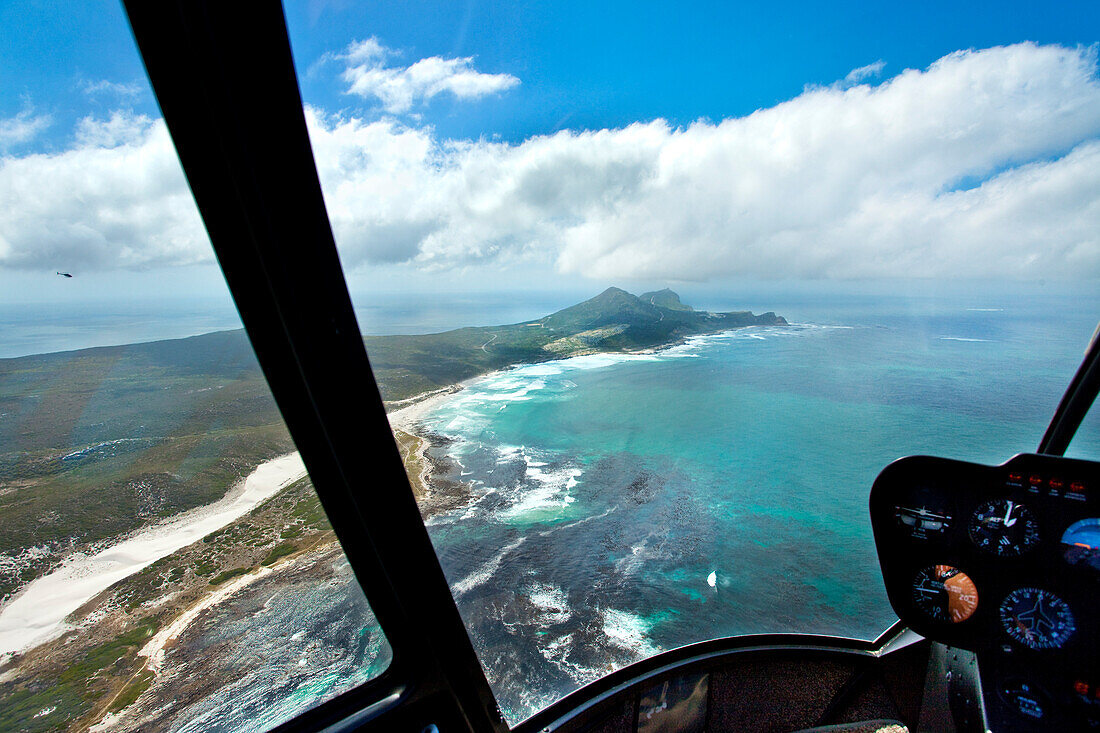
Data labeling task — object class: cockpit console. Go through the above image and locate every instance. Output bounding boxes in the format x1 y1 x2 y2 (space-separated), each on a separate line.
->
870 453 1100 730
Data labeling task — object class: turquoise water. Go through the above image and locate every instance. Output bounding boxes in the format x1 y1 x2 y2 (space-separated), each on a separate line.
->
419 293 1100 722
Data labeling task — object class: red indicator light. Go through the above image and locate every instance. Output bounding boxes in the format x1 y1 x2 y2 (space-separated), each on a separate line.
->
1075 680 1090 696
1049 478 1064 490
1008 473 1023 482
1029 475 1043 485
1071 481 1087 493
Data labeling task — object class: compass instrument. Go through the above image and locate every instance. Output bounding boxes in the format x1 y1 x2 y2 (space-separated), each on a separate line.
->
999 587 1076 650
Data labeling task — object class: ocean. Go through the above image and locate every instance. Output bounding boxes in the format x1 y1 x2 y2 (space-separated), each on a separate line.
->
414 290 1100 722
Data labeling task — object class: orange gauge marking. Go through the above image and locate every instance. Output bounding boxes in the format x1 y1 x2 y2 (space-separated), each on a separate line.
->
937 565 979 623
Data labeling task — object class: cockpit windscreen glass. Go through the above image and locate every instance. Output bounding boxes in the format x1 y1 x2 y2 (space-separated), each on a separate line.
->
278 2 1100 721
280 2 1100 722
0 5 391 732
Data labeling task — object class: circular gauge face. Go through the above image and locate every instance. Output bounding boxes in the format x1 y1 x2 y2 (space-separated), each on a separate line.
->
968 499 1040 556
1062 518 1100 571
1062 518 1100 549
912 565 979 623
999 588 1076 650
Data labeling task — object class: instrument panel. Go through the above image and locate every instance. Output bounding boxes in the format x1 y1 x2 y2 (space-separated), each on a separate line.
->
870 453 1100 730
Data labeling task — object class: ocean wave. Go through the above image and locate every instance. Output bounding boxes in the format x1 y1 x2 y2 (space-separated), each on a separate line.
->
966 308 1004 312
497 448 582 520
939 336 991 342
538 633 601 685
785 322 855 330
452 536 527 596
425 323 834 428
602 608 660 658
613 539 653 578
525 583 572 626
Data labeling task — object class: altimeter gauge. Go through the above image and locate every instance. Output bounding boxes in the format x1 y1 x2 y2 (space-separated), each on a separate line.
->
912 565 979 623
968 499 1040 556
999 588 1076 650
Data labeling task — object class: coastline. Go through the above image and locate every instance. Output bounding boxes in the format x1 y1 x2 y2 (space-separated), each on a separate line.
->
1 323 777 728
0 381 467 666
379 329 747 517
0 324 764 662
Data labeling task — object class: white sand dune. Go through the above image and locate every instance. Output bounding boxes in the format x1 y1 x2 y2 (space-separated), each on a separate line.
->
0 453 307 659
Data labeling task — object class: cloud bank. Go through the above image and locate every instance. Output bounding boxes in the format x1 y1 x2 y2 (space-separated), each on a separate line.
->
1 42 1099 281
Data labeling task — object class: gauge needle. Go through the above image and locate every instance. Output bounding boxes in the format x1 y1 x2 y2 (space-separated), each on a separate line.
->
1003 500 1017 527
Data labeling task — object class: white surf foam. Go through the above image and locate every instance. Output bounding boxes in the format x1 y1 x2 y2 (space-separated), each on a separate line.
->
602 608 660 658
452 536 527 597
525 583 571 626
497 448 582 520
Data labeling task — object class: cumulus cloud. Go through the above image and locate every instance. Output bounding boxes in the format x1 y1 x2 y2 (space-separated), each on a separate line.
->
0 109 51 152
1 43 1099 280
0 112 209 270
313 42 1100 280
338 36 520 113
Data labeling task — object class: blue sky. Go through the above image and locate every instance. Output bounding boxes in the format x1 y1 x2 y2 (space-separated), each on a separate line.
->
1 1 1099 305
5 1 1099 148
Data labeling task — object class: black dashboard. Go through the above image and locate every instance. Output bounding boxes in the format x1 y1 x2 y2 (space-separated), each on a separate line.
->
870 452 1100 730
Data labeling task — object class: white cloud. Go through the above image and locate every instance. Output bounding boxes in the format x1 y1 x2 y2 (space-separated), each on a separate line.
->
0 110 51 152
843 60 886 86
82 79 143 98
1 43 1099 281
338 37 520 113
74 111 154 148
0 112 208 270
313 43 1100 280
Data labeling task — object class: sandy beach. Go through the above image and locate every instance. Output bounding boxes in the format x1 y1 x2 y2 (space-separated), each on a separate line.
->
0 453 307 659
386 383 464 432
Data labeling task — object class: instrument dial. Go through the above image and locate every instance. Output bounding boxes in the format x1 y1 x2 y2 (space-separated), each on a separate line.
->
896 504 951 539
968 499 1040 556
999 588 1076 650
911 565 979 623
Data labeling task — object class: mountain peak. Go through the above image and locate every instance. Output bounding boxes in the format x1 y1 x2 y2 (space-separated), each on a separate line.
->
639 288 693 311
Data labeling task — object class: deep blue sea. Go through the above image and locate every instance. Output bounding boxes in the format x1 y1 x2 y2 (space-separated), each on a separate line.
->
416 291 1100 722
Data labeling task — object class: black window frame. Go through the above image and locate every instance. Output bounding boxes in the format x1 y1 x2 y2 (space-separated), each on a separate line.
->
123 2 506 730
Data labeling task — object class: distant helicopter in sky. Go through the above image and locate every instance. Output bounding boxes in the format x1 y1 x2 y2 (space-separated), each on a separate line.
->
56 271 73 278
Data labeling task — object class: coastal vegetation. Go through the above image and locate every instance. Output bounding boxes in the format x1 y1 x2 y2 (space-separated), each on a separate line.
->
0 476 334 732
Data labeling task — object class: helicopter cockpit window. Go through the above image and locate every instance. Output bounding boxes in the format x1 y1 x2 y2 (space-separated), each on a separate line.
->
0 5 390 732
2 2 1098 732
280 1 1100 723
